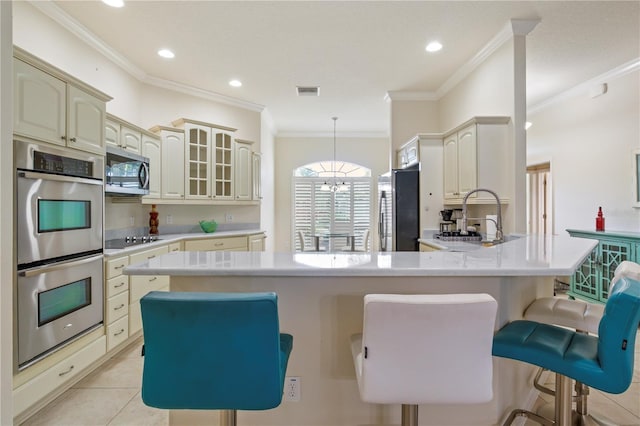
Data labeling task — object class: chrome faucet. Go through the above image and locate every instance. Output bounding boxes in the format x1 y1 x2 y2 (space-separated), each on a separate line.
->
459 188 504 242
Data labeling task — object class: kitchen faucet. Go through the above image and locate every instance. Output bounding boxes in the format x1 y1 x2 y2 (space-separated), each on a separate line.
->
459 188 504 242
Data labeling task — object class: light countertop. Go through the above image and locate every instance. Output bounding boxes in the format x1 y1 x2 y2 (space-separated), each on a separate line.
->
104 229 265 257
124 234 597 277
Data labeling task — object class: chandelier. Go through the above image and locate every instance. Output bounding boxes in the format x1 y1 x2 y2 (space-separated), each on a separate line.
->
320 117 349 192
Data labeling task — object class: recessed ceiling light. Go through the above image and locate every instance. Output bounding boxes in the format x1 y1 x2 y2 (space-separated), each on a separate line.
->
102 0 124 8
425 41 443 53
229 80 242 87
157 49 175 59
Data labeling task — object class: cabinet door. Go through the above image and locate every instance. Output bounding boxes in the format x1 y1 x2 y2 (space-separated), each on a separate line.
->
120 126 142 153
443 135 459 199
142 135 161 199
234 141 252 200
599 240 632 301
456 125 477 198
13 59 66 147
249 234 266 251
162 131 185 199
252 152 262 200
105 119 120 148
213 132 234 199
67 85 106 155
571 248 599 301
185 125 211 199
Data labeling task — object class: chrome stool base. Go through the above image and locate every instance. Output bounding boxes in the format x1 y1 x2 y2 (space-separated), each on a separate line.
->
401 404 418 426
220 409 237 426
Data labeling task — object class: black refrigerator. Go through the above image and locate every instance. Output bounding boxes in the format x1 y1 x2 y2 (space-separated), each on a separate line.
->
377 165 420 251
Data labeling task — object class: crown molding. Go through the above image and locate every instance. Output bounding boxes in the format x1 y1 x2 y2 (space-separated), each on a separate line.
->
277 131 389 139
31 0 265 113
384 91 438 102
528 57 640 115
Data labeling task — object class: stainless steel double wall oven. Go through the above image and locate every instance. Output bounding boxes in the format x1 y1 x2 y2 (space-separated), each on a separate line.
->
16 140 104 369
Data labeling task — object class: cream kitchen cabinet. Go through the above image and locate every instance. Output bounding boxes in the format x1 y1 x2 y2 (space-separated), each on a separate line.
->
128 246 170 335
442 117 510 205
396 137 419 169
119 126 142 153
13 49 110 155
105 255 130 352
252 151 263 200
148 126 185 201
184 236 248 251
213 131 235 199
142 134 162 199
234 139 253 201
249 232 266 251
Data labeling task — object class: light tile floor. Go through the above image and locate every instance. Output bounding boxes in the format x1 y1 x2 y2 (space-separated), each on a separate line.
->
21 332 640 426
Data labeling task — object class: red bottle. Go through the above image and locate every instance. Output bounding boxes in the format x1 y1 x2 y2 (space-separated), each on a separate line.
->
595 207 605 232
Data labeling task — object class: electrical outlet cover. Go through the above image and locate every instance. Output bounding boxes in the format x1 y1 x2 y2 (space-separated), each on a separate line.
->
284 376 300 402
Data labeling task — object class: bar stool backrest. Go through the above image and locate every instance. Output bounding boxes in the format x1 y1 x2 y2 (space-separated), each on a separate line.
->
140 291 289 410
596 277 640 393
358 293 497 405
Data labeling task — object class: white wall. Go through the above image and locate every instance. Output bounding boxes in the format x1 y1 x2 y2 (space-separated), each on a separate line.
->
527 71 640 234
260 113 276 251
274 136 389 251
390 100 439 160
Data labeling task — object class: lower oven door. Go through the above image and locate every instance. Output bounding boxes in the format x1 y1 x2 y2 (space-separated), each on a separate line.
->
17 170 103 266
17 254 104 369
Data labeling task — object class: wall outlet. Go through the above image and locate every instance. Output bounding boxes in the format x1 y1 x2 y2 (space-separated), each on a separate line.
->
129 216 134 226
225 213 234 223
284 376 300 402
166 215 173 224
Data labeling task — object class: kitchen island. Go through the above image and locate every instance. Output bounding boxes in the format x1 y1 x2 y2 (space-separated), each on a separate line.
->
125 235 597 426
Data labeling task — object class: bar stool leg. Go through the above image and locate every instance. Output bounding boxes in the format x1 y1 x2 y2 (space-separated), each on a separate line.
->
556 374 573 426
220 409 237 426
401 404 418 426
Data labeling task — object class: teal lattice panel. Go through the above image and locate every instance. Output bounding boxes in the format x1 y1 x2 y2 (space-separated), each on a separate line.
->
571 249 598 299
600 241 631 300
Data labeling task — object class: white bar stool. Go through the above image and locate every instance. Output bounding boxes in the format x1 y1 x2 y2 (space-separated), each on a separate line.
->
350 293 498 426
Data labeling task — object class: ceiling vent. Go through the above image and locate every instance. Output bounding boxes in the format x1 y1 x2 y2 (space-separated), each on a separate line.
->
296 86 320 96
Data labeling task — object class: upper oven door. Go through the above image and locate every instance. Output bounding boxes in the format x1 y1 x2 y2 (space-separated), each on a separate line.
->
17 170 103 266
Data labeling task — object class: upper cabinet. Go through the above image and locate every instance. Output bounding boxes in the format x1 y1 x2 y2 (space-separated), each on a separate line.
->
141 134 161 199
105 115 143 154
252 151 262 201
396 137 419 169
213 131 234 200
442 117 510 205
234 139 253 201
148 126 185 201
13 48 111 155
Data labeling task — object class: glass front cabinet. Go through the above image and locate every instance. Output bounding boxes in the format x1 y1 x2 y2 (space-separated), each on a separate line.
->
566 229 638 303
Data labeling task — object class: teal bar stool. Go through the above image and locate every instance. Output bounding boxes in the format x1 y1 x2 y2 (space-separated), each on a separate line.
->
140 291 293 426
493 276 640 426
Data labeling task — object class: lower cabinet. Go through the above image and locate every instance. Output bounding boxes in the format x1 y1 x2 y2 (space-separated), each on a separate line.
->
249 233 266 251
184 235 248 251
567 229 638 303
13 335 106 417
128 246 170 335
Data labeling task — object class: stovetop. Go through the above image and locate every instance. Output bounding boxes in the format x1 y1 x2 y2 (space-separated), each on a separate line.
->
105 235 162 250
434 231 482 242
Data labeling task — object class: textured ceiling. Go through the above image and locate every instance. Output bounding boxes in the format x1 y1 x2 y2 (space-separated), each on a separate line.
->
51 1 640 134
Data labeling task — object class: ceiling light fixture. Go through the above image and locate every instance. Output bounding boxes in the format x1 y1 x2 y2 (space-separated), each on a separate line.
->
157 49 175 59
425 41 443 53
229 79 242 87
321 117 349 193
102 0 124 8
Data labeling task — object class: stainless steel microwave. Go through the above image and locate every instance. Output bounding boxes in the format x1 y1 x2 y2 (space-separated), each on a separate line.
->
105 146 150 196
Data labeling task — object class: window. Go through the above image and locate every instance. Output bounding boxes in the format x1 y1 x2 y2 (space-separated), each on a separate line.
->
293 162 372 251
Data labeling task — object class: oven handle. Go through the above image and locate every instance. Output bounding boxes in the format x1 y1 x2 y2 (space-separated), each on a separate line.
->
18 170 103 186
18 254 102 278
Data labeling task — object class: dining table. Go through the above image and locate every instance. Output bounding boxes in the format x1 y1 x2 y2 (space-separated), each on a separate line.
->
311 232 356 251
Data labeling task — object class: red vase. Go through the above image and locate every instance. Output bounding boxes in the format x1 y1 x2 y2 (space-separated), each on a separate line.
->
149 204 159 235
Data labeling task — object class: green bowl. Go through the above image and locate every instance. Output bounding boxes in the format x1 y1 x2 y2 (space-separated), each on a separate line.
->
199 220 218 233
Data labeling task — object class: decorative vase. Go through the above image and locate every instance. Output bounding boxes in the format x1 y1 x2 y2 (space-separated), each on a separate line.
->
149 204 159 235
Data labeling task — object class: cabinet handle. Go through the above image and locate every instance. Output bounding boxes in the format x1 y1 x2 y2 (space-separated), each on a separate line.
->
114 265 125 270
58 365 74 376
114 282 125 288
114 329 125 337
214 242 224 247
114 304 125 311
69 137 77 142
147 255 156 260
149 277 157 282
61 135 67 141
